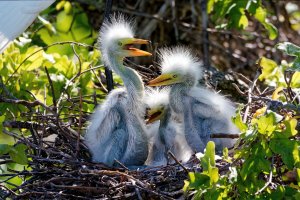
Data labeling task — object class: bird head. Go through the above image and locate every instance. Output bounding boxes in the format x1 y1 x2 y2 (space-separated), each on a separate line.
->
99 14 151 64
148 47 203 87
144 88 170 124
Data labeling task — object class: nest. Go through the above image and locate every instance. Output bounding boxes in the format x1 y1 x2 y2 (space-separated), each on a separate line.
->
0 116 232 199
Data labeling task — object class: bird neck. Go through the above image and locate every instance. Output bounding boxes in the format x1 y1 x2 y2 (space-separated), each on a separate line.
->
158 107 171 145
108 56 144 100
169 84 189 113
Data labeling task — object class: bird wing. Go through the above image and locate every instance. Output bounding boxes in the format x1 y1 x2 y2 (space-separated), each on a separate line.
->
188 86 236 118
0 0 54 53
85 88 128 164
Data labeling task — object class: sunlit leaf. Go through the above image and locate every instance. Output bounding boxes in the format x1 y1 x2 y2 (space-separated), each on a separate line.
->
257 112 277 136
277 42 300 57
188 172 210 189
258 56 278 81
56 10 73 32
232 108 247 132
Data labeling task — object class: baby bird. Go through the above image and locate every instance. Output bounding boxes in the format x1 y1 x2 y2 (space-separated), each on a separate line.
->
144 88 193 166
85 15 151 167
148 47 239 153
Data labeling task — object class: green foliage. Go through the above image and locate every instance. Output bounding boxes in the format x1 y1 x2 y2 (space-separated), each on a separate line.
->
0 1 107 189
185 42 300 198
0 144 28 165
259 42 300 89
208 0 278 40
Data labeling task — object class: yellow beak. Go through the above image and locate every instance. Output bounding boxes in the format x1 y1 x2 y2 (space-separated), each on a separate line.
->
147 74 179 86
146 109 163 124
119 38 152 57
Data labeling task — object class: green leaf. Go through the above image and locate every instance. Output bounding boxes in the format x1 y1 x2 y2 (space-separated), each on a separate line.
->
9 144 28 165
231 107 247 132
254 6 267 22
188 172 210 189
291 57 300 71
201 141 216 171
270 139 300 169
291 72 300 87
56 10 73 32
207 0 215 14
275 119 298 138
262 22 278 40
258 56 278 81
71 13 92 41
277 42 300 57
254 7 278 40
0 144 12 155
257 112 277 136
209 167 219 184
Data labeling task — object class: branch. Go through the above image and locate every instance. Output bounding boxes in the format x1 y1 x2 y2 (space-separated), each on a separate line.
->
210 133 240 139
255 156 274 195
0 96 53 113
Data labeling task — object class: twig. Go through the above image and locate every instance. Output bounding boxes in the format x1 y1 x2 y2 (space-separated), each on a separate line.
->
114 159 129 170
243 70 260 123
89 65 108 93
76 89 83 157
232 83 246 95
130 179 143 200
44 67 57 109
168 151 189 174
0 96 53 113
210 133 240 139
255 156 274 195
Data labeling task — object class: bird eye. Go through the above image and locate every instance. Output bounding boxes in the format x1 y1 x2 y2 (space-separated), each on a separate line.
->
173 74 177 78
118 42 122 46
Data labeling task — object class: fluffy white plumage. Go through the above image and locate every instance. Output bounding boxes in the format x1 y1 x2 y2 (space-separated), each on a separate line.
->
85 15 149 167
99 14 134 67
157 46 239 153
0 0 54 53
144 88 193 166
159 46 203 86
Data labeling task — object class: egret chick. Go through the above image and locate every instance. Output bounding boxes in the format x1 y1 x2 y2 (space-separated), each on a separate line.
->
145 88 192 166
85 15 152 167
148 47 239 153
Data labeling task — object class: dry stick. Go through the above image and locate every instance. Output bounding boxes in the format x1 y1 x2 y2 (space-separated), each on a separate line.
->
114 159 129 170
232 83 246 95
103 0 114 92
168 151 189 174
130 179 143 200
56 44 83 108
89 65 108 93
44 67 57 110
0 96 53 113
76 89 83 157
201 0 210 69
210 133 240 139
243 71 260 123
255 156 274 195
84 169 150 189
